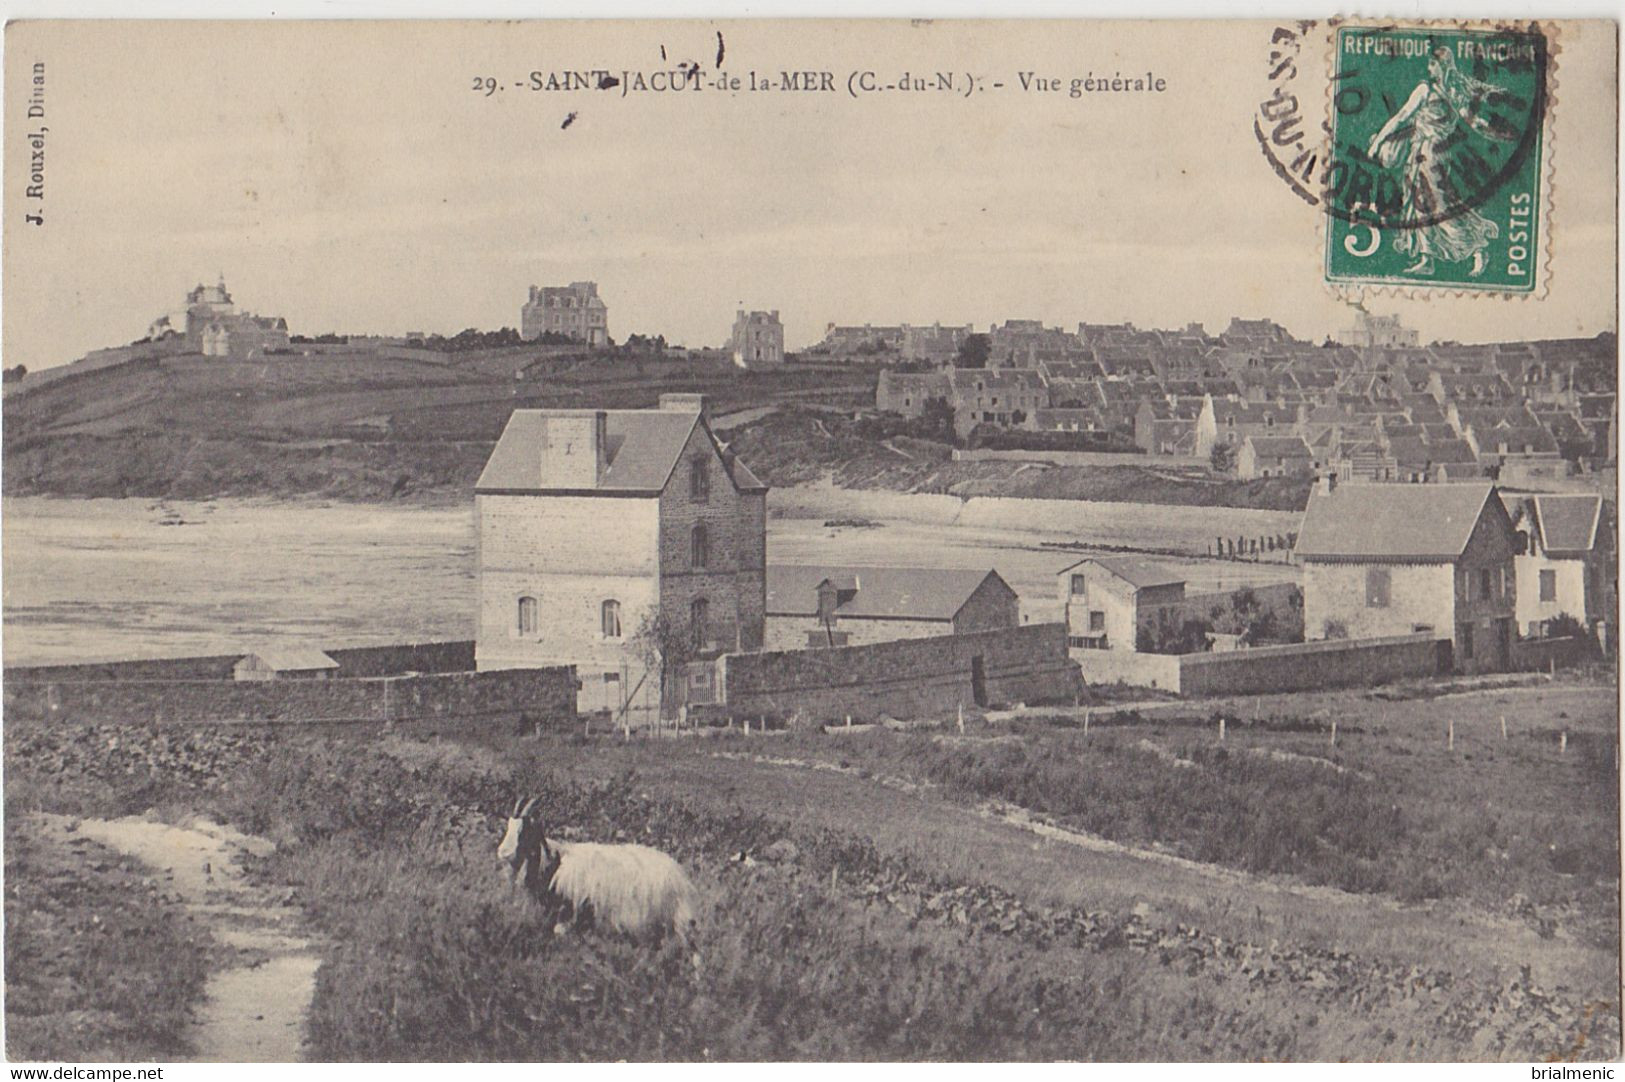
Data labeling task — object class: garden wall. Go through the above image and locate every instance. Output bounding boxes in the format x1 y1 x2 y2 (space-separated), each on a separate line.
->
7 640 477 684
1509 635 1596 673
1071 650 1184 693
719 623 1081 723
1178 634 1447 697
3 665 576 727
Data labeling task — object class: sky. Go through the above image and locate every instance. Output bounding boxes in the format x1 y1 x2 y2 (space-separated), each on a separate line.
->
3 18 1616 370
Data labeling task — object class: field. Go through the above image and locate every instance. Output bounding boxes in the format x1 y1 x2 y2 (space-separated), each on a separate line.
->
4 674 1616 1061
2 349 876 501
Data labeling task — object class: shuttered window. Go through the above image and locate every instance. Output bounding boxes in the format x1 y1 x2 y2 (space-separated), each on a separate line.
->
1365 567 1391 608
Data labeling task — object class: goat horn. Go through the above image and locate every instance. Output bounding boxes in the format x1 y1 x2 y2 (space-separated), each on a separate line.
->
520 796 541 818
512 796 526 817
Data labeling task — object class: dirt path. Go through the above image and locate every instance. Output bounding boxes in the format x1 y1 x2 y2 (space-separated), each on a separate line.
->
34 813 319 1062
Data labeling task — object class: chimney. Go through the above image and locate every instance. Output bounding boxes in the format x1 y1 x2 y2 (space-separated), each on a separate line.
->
659 393 708 419
541 411 608 488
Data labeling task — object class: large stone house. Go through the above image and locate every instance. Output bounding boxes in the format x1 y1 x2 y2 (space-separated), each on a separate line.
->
1505 493 1612 638
730 310 785 368
521 281 609 345
474 394 767 717
1296 482 1518 673
764 566 1018 651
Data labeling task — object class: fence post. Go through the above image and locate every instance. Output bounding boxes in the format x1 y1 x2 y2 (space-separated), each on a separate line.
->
957 702 965 735
1560 730 1567 755
1083 708 1091 736
1500 715 1508 741
1218 716 1226 742
1447 718 1454 751
845 714 852 728
1330 720 1337 748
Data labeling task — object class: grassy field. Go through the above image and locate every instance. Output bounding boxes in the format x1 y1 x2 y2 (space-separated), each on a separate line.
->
4 675 1617 1061
2 349 876 501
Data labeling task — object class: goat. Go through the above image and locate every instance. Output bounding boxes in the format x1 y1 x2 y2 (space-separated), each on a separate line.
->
497 796 698 940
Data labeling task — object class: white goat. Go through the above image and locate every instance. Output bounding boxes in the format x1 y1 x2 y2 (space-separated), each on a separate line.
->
497 796 698 940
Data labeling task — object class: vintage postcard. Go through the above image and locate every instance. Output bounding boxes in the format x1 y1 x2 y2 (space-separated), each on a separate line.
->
1 17 1617 1067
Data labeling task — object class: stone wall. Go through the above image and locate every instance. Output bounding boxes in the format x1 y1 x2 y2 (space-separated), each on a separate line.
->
4 666 578 727
1509 635 1596 673
9 640 477 684
1071 649 1184 693
1178 634 1446 697
719 623 1081 723
657 422 767 655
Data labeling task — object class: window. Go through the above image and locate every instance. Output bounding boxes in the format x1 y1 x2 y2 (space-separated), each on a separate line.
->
1479 568 1493 600
691 524 710 569
1089 610 1106 632
1459 568 1471 600
600 599 622 639
1070 574 1086 596
517 596 539 636
690 597 709 649
689 458 709 501
1539 569 1557 602
1365 567 1391 608
1459 623 1475 660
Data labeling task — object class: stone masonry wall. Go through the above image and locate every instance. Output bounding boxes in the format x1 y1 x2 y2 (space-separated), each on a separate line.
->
720 623 1081 723
4 666 578 727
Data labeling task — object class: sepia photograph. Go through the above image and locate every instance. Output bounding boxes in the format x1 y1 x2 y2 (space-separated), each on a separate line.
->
0 13 1618 1066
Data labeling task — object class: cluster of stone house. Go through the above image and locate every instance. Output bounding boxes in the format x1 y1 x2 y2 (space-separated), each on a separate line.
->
810 322 974 364
1059 482 1614 676
520 281 609 345
872 314 1613 480
473 396 1026 718
145 276 291 360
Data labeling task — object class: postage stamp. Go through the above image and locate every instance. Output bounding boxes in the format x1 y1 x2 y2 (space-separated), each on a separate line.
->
1322 23 1549 294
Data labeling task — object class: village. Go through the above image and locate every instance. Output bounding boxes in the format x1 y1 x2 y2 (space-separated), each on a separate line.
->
4 275 1615 730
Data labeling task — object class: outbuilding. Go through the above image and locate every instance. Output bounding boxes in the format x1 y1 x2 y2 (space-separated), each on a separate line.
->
232 647 340 681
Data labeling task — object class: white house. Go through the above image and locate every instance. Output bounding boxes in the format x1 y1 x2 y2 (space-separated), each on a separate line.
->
474 394 768 719
1505 493 1611 637
1058 557 1187 653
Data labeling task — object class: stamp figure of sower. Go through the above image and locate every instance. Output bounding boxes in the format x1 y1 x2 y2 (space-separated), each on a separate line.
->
1364 47 1517 279
1323 25 1546 293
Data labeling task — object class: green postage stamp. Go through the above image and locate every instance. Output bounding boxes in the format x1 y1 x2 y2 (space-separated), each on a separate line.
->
1323 24 1549 293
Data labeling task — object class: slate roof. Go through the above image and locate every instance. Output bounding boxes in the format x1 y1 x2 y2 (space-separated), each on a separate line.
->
1534 494 1603 557
238 647 339 672
476 408 766 494
765 565 1009 621
1244 435 1313 459
1060 556 1187 591
1296 483 1502 561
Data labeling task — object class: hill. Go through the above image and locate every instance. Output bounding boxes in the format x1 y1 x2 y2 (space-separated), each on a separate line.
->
2 346 877 501
4 345 1309 510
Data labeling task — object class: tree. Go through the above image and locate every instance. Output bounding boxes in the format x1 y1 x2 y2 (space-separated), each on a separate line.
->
954 333 991 369
2 364 26 383
920 396 959 444
1210 442 1237 473
628 609 698 719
